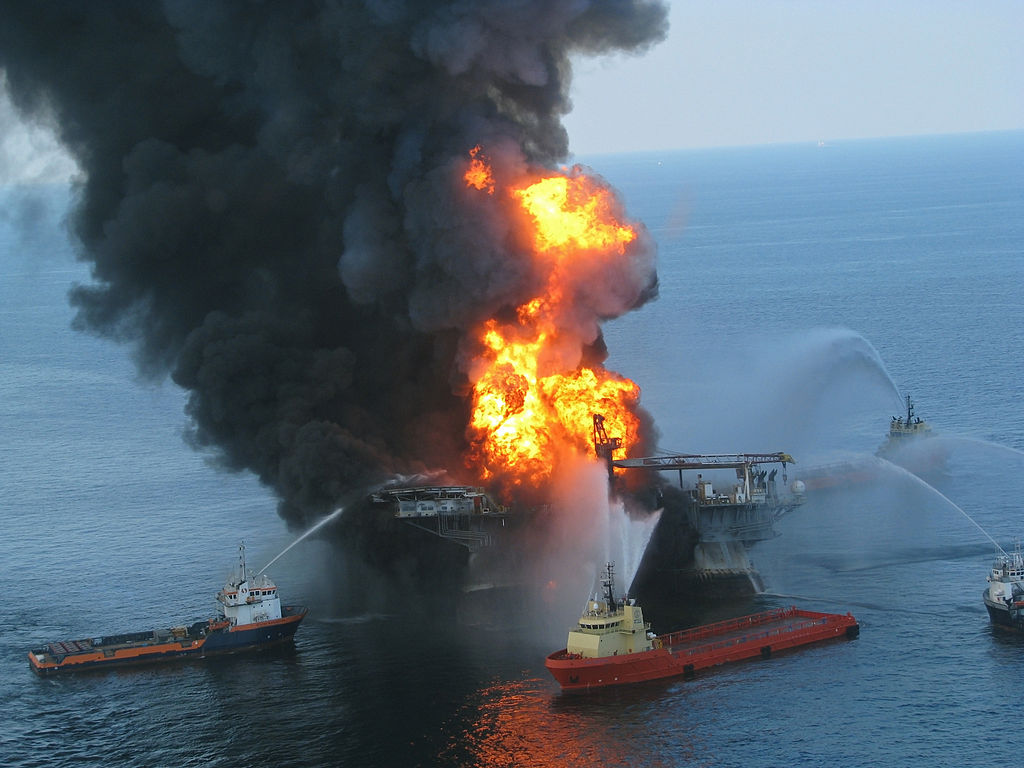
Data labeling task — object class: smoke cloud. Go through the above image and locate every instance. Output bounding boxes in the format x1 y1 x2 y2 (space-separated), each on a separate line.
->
0 1 668 528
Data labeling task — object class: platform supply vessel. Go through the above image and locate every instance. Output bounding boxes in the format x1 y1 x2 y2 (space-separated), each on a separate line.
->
545 563 859 692
29 544 307 675
879 394 934 455
796 394 946 491
876 394 947 474
983 544 1024 631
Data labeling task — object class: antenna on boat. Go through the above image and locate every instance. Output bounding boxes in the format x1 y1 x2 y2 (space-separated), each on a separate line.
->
602 562 616 607
238 541 246 580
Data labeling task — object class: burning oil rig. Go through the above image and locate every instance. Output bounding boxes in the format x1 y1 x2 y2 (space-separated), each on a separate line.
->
594 415 802 616
368 485 508 554
342 415 801 622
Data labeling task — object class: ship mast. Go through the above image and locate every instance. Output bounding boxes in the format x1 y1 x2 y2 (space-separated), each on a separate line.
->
602 562 616 608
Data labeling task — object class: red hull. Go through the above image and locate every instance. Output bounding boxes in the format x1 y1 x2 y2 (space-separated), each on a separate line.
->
545 606 858 691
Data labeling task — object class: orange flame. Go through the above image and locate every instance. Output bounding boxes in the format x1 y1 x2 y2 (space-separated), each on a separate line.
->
463 148 643 487
514 175 636 255
468 319 640 485
464 145 495 194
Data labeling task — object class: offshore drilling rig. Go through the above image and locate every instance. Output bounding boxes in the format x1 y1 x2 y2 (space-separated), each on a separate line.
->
594 414 803 613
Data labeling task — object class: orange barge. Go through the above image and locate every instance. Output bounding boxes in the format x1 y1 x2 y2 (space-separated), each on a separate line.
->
545 565 858 692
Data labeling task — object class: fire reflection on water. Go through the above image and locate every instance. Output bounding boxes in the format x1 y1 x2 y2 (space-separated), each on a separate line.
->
436 678 691 767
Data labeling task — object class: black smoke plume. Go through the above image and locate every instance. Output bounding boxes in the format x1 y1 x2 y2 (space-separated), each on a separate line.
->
0 1 667 528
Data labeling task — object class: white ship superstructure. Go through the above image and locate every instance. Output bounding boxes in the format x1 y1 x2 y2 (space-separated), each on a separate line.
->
217 543 284 626
984 545 1024 631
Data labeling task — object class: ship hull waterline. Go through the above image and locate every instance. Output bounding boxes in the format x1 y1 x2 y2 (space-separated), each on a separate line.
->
983 594 1024 632
28 608 307 676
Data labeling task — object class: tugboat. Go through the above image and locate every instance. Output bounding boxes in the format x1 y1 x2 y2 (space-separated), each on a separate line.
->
879 394 934 455
796 394 945 491
28 544 307 675
545 563 859 692
983 545 1024 631
876 394 948 475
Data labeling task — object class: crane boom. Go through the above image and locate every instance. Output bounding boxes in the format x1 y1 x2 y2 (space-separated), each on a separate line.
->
592 414 623 478
612 453 794 471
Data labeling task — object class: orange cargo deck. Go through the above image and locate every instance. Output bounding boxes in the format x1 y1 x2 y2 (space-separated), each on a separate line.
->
546 606 859 691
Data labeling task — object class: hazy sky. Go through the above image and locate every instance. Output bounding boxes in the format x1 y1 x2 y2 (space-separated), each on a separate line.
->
565 0 1024 155
2 1 1022 183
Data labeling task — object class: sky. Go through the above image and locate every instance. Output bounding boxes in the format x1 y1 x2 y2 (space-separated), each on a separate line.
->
2 1 1023 183
565 0 1024 155
0 72 79 184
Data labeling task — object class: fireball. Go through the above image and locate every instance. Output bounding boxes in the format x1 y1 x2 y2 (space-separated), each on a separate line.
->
462 149 645 488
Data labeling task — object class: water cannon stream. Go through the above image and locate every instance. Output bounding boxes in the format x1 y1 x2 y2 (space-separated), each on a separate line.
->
258 507 345 575
872 456 1007 557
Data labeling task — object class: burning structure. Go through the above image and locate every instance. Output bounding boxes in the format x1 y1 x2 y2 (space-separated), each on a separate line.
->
613 451 803 623
0 2 673 597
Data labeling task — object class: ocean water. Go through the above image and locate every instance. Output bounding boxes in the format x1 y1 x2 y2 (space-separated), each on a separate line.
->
2 131 1023 767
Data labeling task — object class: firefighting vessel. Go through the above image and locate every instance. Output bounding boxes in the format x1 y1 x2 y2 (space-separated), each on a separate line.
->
879 394 934 455
545 563 859 692
983 544 1024 631
28 544 307 675
796 394 946 491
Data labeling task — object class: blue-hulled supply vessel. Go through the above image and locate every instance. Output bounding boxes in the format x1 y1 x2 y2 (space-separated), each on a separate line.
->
29 544 307 675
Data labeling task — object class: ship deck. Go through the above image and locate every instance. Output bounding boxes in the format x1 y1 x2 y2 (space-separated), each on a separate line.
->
29 609 306 674
663 606 831 651
546 606 859 691
655 610 856 663
33 621 214 660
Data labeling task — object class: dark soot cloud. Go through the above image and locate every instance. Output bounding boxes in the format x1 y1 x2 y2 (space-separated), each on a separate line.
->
0 1 667 527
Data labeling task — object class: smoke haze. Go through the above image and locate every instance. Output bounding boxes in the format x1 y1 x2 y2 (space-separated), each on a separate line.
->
0 2 668 528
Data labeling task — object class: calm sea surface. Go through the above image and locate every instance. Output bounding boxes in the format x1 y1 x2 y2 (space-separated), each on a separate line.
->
2 131 1023 767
